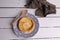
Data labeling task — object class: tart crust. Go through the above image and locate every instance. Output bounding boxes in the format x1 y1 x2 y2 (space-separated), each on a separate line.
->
18 17 35 33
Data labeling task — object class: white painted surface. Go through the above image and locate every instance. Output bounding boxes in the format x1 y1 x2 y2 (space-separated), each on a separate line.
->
47 0 60 7
0 18 60 28
0 0 59 7
0 28 60 40
0 0 26 7
0 0 60 40
0 8 60 17
0 8 35 17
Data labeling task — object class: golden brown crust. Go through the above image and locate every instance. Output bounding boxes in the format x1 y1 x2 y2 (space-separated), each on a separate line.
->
18 17 35 33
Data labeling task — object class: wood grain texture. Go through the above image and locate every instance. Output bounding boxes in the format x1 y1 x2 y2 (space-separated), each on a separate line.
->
0 0 26 7
0 18 60 28
0 0 59 7
0 0 60 40
0 8 35 17
47 0 59 7
0 28 60 40
0 8 59 17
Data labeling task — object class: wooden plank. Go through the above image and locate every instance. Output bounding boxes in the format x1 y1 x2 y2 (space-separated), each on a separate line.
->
0 8 59 17
0 0 59 7
0 8 35 17
0 18 60 28
0 28 60 40
47 0 59 7
0 18 13 28
32 28 60 38
0 0 26 7
38 18 60 27
0 29 18 40
47 9 60 17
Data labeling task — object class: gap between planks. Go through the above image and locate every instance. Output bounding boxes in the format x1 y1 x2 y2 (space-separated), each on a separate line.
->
0 26 60 29
0 7 59 17
0 7 59 9
1 28 60 39
0 18 60 28
10 37 60 39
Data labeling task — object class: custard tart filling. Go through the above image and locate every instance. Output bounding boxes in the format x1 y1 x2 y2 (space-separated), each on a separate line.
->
18 17 35 33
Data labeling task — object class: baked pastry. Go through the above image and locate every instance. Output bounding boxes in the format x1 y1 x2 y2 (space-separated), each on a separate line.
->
18 17 35 33
12 10 39 38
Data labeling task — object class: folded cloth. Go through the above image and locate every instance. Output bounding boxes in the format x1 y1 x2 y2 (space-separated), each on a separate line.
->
25 0 56 17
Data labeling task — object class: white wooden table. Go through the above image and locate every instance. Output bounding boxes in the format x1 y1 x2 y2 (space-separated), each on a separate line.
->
0 0 60 40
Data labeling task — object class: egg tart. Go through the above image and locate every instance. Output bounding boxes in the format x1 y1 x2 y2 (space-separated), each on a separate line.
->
12 10 39 38
18 17 35 33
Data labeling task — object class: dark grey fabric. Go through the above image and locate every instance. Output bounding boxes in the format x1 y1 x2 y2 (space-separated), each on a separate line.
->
25 0 56 17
